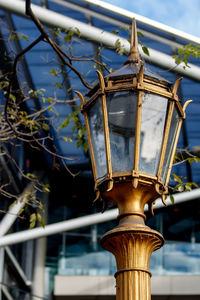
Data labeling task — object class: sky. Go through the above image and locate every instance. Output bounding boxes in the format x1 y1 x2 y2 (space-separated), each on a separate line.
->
102 0 200 37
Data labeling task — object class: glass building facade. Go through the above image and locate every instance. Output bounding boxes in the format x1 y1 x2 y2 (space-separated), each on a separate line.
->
0 0 200 299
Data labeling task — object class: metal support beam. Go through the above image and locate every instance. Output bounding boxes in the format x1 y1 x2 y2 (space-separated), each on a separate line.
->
0 182 34 237
5 247 31 286
0 189 199 247
0 248 5 300
0 0 200 81
32 183 48 300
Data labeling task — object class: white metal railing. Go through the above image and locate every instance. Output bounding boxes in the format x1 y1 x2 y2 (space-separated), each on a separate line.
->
0 189 199 247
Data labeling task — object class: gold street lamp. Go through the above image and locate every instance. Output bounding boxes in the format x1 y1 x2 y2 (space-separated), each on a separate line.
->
76 19 191 300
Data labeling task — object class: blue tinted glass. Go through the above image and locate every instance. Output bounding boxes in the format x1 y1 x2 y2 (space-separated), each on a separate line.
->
88 97 107 181
162 106 180 183
107 91 137 173
139 93 168 175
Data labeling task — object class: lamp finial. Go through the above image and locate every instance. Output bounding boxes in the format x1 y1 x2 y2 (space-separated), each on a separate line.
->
124 18 141 64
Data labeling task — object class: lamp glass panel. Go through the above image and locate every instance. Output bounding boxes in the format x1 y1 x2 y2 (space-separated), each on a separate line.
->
107 91 137 172
88 97 107 182
139 93 168 175
161 106 180 183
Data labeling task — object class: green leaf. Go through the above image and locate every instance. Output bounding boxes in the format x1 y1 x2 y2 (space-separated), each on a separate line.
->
119 26 127 31
172 173 183 184
41 184 50 192
56 28 61 35
28 89 34 94
22 35 29 41
111 30 119 34
63 137 72 143
49 68 59 77
77 139 83 148
46 97 53 103
26 173 37 179
30 221 36 229
115 39 121 50
56 82 62 89
187 157 194 164
72 124 77 131
169 194 175 204
142 45 150 56
78 129 83 137
83 142 88 153
185 183 192 191
64 34 72 42
10 34 16 41
192 182 199 188
39 219 45 228
75 27 81 37
137 31 144 37
177 184 184 192
58 118 71 129
36 213 42 222
18 208 24 215
30 213 36 223
9 94 16 102
42 123 50 131
8 201 16 210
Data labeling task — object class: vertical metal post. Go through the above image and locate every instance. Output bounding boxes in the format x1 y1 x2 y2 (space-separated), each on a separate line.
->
0 248 5 300
31 182 48 300
101 185 164 300
32 237 47 300
102 226 163 300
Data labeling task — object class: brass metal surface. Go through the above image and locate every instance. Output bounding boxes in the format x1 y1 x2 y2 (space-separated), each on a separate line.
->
124 19 141 65
102 182 158 224
101 224 164 300
97 71 113 186
75 90 98 182
157 101 175 179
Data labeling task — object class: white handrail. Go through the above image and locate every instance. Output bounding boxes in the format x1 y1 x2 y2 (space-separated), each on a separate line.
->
84 0 200 44
0 189 199 247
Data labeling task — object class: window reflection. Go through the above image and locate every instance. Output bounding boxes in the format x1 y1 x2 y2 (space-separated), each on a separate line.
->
88 97 107 181
107 91 137 172
139 93 168 175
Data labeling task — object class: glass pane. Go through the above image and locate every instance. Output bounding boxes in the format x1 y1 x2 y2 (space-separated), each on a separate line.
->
139 93 168 175
161 107 180 183
107 91 137 172
88 97 107 181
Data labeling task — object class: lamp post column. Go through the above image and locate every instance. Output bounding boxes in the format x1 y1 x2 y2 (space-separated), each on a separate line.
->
101 224 164 300
101 185 164 300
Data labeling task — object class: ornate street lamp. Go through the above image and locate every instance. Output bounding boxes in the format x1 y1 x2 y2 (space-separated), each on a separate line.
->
76 19 191 300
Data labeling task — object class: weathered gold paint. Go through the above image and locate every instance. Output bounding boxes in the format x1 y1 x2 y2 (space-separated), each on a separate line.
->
101 186 164 300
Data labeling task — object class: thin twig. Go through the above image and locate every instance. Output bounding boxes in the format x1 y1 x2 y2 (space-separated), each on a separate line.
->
25 0 93 89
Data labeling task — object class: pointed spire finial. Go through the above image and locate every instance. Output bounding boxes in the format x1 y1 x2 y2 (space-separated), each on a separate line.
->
130 18 138 56
124 18 141 65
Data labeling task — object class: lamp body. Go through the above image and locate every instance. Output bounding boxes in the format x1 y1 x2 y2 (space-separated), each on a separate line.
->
79 65 186 209
76 51 190 300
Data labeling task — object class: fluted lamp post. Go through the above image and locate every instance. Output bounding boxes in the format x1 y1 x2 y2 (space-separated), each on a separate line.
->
76 19 191 300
